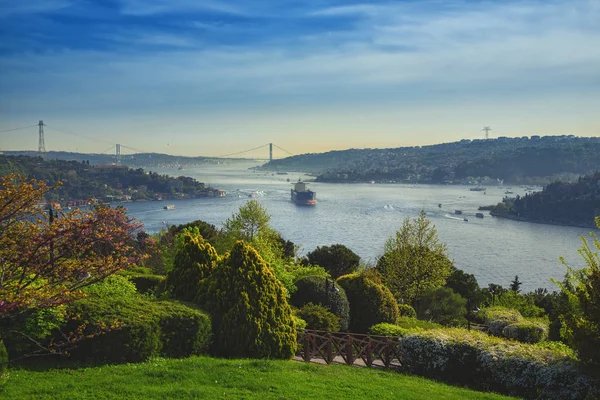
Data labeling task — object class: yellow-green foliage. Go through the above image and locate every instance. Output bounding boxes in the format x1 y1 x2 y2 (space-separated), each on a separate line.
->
480 307 523 336
399 328 598 399
337 273 400 333
202 241 297 359
502 320 548 344
167 232 219 301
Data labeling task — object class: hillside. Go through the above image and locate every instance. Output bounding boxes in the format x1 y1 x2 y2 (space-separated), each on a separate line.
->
0 155 210 205
490 171 600 228
261 136 600 185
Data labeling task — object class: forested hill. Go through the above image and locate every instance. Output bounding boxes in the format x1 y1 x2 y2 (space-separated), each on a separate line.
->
261 135 600 185
0 155 206 204
491 172 600 228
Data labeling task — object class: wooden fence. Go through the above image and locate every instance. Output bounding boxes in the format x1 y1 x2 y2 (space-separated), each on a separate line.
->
296 330 402 369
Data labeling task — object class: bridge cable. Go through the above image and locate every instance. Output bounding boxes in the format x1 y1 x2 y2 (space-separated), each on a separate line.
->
214 143 270 158
272 144 295 156
44 124 114 145
0 125 38 133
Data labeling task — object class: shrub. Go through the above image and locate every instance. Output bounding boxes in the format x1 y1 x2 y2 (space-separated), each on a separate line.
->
306 244 361 279
399 328 599 399
398 304 417 318
293 315 307 331
200 241 297 359
83 275 138 299
337 273 400 333
166 232 219 302
290 276 350 331
395 316 442 331
415 287 467 326
495 290 546 318
66 297 211 363
369 323 420 337
155 302 212 358
480 307 523 336
128 274 166 295
502 320 548 344
297 303 341 332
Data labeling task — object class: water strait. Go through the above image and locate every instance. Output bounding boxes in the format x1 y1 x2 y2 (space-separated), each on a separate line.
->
124 162 595 292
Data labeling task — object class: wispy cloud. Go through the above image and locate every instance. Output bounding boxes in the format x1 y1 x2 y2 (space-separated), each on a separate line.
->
117 0 245 16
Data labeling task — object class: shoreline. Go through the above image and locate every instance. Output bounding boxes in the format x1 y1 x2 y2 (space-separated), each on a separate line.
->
489 211 597 230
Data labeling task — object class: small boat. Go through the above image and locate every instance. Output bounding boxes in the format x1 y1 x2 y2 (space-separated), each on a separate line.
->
469 187 486 192
505 190 514 195
438 203 442 208
164 204 175 210
464 218 469 222
476 213 484 218
455 210 463 215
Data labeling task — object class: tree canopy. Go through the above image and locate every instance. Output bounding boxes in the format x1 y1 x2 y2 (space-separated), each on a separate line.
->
306 244 361 279
376 210 453 305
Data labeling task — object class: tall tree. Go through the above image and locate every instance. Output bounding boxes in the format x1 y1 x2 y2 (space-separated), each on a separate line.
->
306 244 361 279
556 216 600 366
0 174 149 354
510 275 522 293
200 241 296 359
376 210 453 305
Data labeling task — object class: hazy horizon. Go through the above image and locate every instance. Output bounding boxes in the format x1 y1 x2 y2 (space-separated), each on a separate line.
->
1 0 599 157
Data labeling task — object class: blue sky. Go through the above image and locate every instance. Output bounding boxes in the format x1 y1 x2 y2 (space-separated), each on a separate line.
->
0 0 599 157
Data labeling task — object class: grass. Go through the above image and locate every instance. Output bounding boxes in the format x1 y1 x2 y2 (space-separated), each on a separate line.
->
0 356 517 400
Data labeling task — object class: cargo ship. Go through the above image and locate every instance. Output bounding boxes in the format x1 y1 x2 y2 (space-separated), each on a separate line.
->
291 180 316 205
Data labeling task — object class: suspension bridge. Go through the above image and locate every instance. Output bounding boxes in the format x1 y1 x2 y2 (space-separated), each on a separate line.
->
0 121 294 163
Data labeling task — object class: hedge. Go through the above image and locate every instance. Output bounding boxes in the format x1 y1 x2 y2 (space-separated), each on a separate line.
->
398 304 417 318
290 275 351 331
67 297 211 364
127 274 166 295
337 273 399 333
297 303 341 332
502 320 548 344
368 323 419 337
398 328 599 400
0 340 7 380
480 307 523 336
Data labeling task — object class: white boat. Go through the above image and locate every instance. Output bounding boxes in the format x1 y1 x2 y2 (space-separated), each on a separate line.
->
164 204 175 210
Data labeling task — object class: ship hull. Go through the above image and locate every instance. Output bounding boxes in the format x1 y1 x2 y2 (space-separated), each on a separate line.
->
291 189 317 206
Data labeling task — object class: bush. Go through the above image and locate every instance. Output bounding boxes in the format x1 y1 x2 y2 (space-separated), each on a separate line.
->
127 274 166 295
480 307 523 336
200 241 297 359
369 323 419 337
293 315 307 331
290 276 350 331
83 275 138 299
306 244 361 279
337 273 400 333
166 232 219 302
395 316 442 331
398 304 417 318
67 297 211 363
415 287 467 326
502 320 548 344
297 303 341 332
399 328 599 399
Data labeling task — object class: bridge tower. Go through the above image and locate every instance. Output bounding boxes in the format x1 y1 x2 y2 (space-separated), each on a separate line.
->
269 143 273 162
38 120 46 156
116 143 121 165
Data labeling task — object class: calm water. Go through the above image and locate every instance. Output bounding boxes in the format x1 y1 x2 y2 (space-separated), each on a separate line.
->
123 162 596 292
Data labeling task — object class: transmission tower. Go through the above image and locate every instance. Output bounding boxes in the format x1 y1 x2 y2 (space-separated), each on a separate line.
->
482 126 492 140
38 120 46 155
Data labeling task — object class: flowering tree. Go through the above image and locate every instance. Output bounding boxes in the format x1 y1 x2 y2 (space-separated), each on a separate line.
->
0 174 149 338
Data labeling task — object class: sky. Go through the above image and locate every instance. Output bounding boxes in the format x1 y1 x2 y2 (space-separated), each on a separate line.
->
0 0 599 157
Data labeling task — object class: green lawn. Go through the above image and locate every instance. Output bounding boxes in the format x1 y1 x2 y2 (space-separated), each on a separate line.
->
0 356 517 400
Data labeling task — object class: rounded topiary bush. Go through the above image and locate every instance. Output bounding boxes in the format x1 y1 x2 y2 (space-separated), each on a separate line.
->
67 297 212 363
398 304 417 318
290 275 350 331
502 320 548 344
297 303 341 332
337 273 400 333
369 323 416 337
166 232 219 301
201 241 297 359
481 307 523 336
127 274 166 295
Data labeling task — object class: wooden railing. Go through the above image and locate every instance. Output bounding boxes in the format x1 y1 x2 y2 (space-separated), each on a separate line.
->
297 330 403 369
